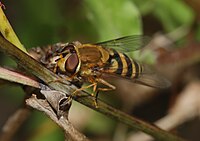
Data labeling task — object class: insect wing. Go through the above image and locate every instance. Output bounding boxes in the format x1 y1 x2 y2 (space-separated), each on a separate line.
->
96 35 150 52
133 72 171 89
138 64 170 88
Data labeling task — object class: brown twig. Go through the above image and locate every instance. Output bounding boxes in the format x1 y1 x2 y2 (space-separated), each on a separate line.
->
26 94 90 141
0 108 31 141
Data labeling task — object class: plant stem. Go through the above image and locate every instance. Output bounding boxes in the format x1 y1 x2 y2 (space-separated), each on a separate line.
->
0 108 31 141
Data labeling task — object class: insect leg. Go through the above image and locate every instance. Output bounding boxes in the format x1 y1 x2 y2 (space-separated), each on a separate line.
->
70 82 100 108
96 78 116 90
72 83 97 95
94 78 116 105
92 83 97 96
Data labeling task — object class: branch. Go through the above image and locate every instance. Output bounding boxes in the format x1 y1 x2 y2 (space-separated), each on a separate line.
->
26 94 90 141
0 35 185 141
0 108 31 141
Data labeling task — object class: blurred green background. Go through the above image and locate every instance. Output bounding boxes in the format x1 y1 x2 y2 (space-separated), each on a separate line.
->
0 0 199 141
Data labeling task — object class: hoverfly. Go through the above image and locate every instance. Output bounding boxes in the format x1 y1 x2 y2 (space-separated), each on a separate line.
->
34 35 170 102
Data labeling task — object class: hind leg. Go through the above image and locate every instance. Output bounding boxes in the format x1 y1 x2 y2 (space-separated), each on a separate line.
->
93 78 116 107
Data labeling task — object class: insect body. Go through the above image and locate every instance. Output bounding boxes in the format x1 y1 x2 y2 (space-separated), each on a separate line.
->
40 35 170 99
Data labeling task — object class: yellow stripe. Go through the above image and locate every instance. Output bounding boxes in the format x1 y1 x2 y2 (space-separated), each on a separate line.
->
131 61 135 78
118 52 128 76
108 59 118 73
138 63 142 77
131 61 141 78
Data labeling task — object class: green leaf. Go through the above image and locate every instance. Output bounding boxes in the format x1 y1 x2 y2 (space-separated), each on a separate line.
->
84 0 142 41
134 0 194 32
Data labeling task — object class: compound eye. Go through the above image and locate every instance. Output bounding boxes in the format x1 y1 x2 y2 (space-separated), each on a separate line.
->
65 53 79 73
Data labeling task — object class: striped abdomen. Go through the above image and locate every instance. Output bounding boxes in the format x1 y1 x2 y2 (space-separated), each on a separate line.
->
104 50 143 79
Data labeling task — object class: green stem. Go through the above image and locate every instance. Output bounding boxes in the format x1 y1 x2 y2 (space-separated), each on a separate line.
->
0 35 185 141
